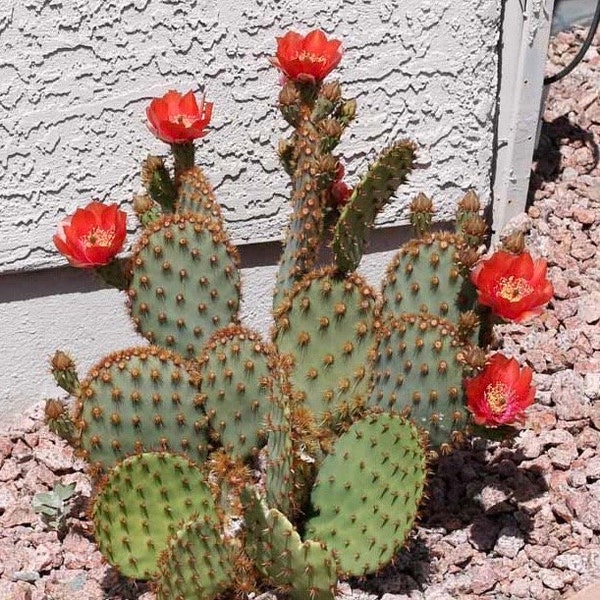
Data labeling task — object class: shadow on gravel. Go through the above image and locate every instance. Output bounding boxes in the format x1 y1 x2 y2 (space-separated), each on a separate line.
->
528 114 599 205
354 440 549 596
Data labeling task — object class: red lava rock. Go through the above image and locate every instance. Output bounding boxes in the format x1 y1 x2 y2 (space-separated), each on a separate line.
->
572 206 597 225
577 291 600 324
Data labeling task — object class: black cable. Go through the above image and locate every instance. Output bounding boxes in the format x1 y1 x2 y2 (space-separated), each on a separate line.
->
544 0 600 85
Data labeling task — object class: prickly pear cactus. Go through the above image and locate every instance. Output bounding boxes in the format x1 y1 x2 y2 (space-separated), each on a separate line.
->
273 267 377 425
128 213 241 359
195 324 276 460
92 452 218 579
381 232 473 324
75 347 210 469
243 488 338 600
155 515 235 600
305 412 427 577
368 313 471 450
333 140 416 273
48 27 511 600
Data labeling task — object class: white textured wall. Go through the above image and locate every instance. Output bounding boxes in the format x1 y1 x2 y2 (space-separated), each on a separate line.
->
0 0 502 419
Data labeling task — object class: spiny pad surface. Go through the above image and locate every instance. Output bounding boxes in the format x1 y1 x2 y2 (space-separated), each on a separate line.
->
333 140 415 273
273 268 377 424
128 213 241 359
75 346 209 469
368 313 470 449
196 325 276 460
175 166 222 220
156 514 234 600
92 452 217 579
305 412 426 577
381 232 472 325
243 488 337 600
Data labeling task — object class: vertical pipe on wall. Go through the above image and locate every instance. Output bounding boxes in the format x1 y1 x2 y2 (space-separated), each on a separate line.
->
492 0 556 242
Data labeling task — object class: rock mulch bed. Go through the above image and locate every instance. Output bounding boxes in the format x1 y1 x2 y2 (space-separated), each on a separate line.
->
1 27 599 600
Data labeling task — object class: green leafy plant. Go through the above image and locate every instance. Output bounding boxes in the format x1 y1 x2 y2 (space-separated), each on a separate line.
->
32 482 77 536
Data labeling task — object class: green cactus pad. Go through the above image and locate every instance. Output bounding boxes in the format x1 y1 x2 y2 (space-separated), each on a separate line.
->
243 488 337 600
305 412 427 577
175 166 222 220
333 140 416 273
381 232 474 325
196 325 276 460
273 121 330 311
128 213 241 359
92 452 218 579
75 346 209 469
155 514 234 600
368 313 471 450
273 267 378 425
265 363 295 515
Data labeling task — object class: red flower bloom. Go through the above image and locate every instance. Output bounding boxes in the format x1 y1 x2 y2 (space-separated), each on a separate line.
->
470 250 553 322
53 202 127 268
465 354 535 427
330 163 352 208
146 90 213 144
271 29 342 84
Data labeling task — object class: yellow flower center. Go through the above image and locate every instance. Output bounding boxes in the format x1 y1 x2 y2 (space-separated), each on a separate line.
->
173 114 194 127
295 50 327 65
82 227 116 248
484 382 509 415
496 276 533 303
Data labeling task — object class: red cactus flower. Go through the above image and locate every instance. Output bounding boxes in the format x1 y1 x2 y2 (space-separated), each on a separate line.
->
464 353 535 427
470 250 553 322
53 202 127 268
146 90 213 144
330 163 352 208
271 29 342 84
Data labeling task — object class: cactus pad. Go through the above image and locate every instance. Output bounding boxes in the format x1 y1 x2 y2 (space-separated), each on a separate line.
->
75 346 209 469
92 452 218 579
196 325 276 460
175 166 222 220
381 232 474 325
243 488 337 600
305 412 426 577
368 313 470 449
155 515 234 600
128 213 241 359
273 267 377 425
333 140 416 273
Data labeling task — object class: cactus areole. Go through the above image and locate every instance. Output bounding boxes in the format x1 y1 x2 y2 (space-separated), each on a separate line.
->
47 28 550 600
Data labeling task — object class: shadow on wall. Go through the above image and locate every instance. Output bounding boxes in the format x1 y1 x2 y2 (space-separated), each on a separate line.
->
0 222 438 304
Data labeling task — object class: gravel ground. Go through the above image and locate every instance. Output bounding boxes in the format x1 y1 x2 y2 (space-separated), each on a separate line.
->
1 28 599 600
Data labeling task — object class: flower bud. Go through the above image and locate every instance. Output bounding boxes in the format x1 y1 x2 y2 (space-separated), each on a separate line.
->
409 192 435 236
458 190 481 213
279 81 301 107
410 192 434 214
339 98 357 124
278 139 296 176
141 155 165 188
501 231 526 255
44 398 75 442
50 350 80 395
132 193 154 216
320 81 342 104
318 118 343 139
457 310 480 341
464 346 488 371
462 215 488 243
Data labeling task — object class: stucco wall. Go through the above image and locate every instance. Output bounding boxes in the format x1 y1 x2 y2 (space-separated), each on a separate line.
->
0 0 502 419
